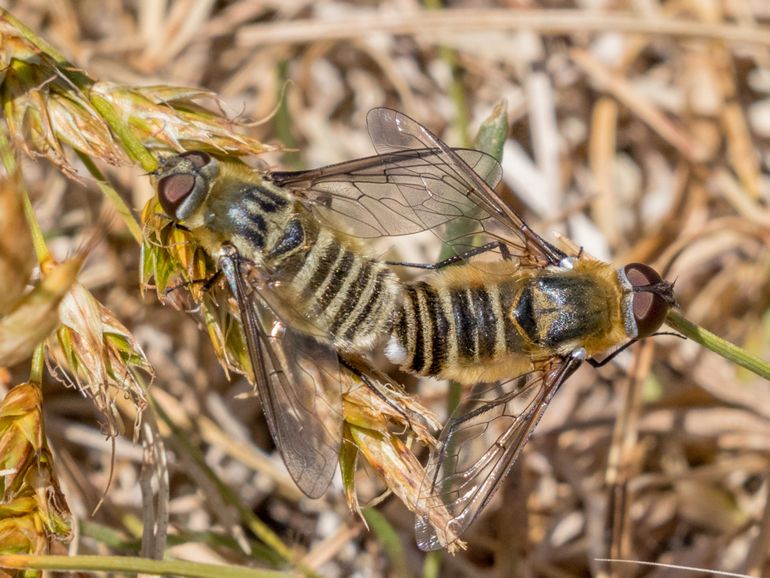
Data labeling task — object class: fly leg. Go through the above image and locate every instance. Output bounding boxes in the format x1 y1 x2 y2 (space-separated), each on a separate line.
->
163 270 223 297
587 331 685 368
162 272 224 314
385 241 512 270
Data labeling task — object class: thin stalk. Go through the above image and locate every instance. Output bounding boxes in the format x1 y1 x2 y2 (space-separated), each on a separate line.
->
275 60 300 170
236 9 770 48
150 396 322 578
29 344 44 384
0 555 294 578
77 151 143 243
666 309 770 381
362 508 412 578
422 550 444 578
89 95 157 172
0 9 71 65
0 128 49 262
422 0 470 147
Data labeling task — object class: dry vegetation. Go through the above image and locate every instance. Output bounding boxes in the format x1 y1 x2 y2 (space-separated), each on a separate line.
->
1 1 770 577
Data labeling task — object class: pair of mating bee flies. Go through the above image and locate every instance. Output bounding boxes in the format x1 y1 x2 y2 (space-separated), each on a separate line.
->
154 108 676 551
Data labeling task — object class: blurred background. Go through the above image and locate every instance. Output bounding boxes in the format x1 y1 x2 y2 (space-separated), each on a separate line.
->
3 1 770 576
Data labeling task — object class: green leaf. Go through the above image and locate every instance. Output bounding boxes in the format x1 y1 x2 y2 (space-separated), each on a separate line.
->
474 100 508 163
362 509 412 578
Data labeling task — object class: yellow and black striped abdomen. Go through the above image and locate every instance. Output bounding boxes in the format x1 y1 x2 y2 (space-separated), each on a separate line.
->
386 259 630 384
280 226 402 352
195 176 402 353
386 274 531 383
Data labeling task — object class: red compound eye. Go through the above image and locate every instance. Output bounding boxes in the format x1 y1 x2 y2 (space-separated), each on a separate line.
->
156 151 213 218
624 263 670 338
178 150 211 170
158 173 196 218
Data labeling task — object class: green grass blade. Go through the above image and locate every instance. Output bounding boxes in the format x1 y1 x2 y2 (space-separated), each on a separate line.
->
666 309 770 381
0 555 294 578
362 509 412 578
76 151 143 243
422 550 444 578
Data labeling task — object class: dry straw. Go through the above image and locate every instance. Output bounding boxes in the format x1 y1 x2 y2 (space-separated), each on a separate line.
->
0 3 769 577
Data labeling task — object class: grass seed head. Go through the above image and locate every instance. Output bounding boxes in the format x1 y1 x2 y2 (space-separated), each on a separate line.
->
46 283 151 438
91 82 279 158
1 16 277 176
0 383 72 556
0 20 122 174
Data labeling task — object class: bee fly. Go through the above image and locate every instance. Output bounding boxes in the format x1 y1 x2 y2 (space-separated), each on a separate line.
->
154 107 677 547
353 109 677 551
152 112 504 499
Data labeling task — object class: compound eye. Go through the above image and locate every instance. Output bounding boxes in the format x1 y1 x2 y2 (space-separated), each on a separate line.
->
624 263 669 338
178 150 211 170
158 173 196 218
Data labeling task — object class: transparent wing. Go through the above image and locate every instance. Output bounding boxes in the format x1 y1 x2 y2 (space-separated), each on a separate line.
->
366 107 567 266
415 355 583 551
271 108 565 265
220 250 342 499
270 147 503 241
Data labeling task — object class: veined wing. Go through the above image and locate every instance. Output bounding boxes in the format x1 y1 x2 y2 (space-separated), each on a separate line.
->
415 354 584 551
269 147 503 242
366 108 567 266
219 248 342 499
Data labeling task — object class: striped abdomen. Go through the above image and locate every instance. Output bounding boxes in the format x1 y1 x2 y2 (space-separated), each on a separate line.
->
386 263 626 383
219 182 402 352
281 227 401 351
386 279 529 381
271 225 401 353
